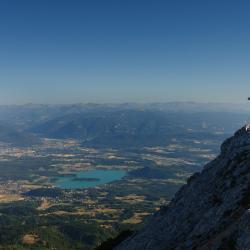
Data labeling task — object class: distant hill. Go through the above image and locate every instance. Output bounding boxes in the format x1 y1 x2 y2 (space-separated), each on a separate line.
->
116 125 250 249
0 124 40 147
0 104 248 148
29 110 179 147
28 109 248 147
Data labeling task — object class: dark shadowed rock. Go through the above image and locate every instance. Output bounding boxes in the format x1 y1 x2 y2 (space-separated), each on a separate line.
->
116 125 250 250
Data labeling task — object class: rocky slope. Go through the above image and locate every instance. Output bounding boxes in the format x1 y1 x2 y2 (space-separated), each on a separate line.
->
116 125 250 250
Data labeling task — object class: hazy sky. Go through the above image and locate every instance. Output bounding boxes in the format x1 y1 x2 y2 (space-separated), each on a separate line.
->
0 0 249 104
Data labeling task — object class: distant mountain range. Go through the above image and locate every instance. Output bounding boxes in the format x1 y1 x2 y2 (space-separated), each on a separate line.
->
28 109 248 147
0 103 249 147
29 110 176 147
0 102 249 126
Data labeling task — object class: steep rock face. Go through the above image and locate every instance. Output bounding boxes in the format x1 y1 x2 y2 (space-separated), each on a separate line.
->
117 125 250 250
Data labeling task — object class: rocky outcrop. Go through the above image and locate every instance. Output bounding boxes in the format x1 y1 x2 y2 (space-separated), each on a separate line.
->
116 125 250 250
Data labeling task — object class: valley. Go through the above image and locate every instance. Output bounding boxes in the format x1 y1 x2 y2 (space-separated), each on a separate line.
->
0 133 223 249
0 104 248 249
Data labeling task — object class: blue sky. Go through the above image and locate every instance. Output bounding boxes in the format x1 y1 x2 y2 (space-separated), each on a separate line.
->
0 0 249 104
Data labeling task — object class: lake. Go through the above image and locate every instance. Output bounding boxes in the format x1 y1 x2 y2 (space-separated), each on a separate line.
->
52 169 126 189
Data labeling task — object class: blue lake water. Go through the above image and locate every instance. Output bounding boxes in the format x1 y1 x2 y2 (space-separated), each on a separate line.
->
52 169 126 189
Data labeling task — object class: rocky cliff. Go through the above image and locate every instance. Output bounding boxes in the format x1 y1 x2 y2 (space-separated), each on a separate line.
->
116 125 250 250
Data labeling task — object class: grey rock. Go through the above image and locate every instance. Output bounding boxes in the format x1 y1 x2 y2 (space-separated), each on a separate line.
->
116 125 250 250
